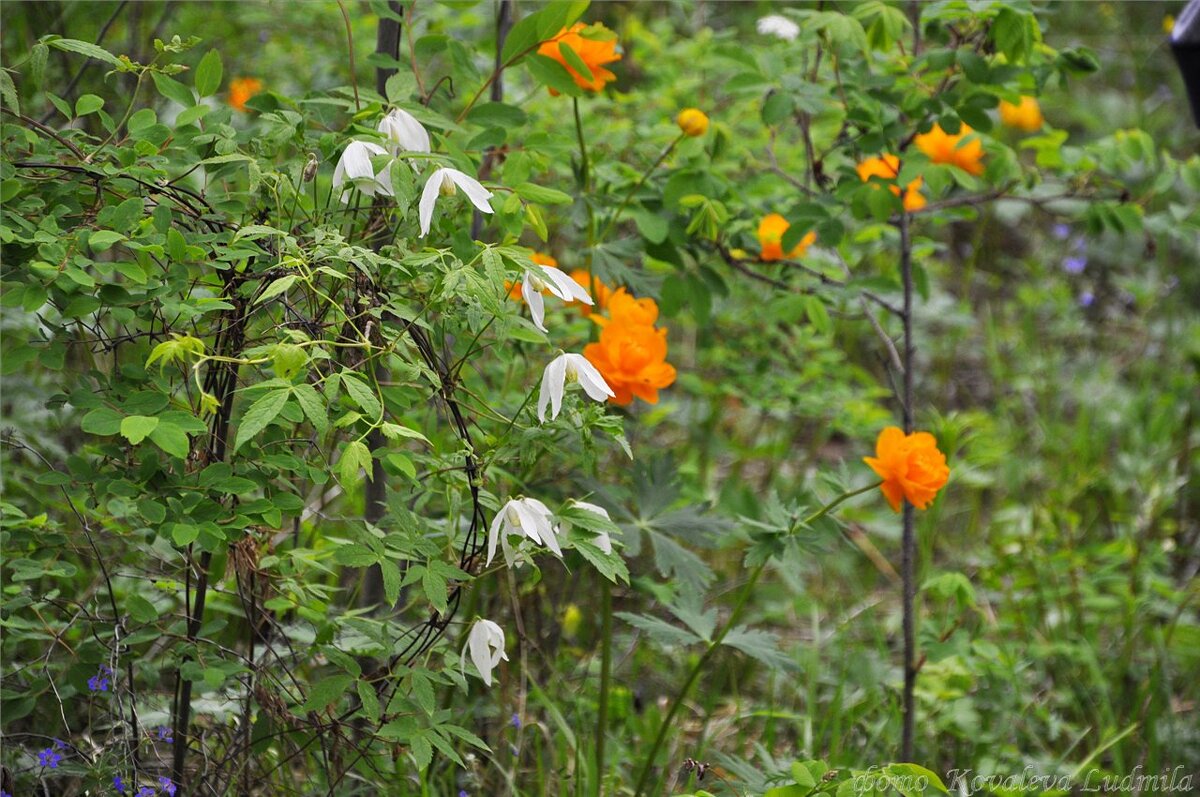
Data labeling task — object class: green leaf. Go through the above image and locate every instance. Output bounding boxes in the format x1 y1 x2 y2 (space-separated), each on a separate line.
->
151 71 195 108
341 374 382 420
171 524 200 546
722 626 792 670
764 786 808 797
291 384 329 435
300 674 354 713
120 415 159 445
0 70 17 115
75 94 104 116
45 38 121 66
88 230 126 252
615 612 701 647
357 681 380 723
254 275 297 304
149 420 191 459
379 422 429 445
195 49 223 97
126 594 158 623
804 296 832 335
81 407 123 436
233 389 290 452
380 560 401 606
338 440 373 488
525 53 582 97
514 182 574 206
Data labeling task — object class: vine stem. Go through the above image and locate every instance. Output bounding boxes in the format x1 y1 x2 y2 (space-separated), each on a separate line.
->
595 580 612 797
899 207 917 762
595 133 684 242
630 481 879 797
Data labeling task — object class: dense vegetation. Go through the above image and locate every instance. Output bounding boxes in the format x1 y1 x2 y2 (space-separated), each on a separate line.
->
2 2 1197 796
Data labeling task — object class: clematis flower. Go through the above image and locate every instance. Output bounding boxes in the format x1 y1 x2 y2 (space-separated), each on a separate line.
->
537 352 614 422
592 288 658 328
863 426 950 512
998 96 1044 132
537 23 621 93
757 14 800 41
519 263 593 332
583 321 677 405
487 497 560 565
463 619 508 686
856 153 926 212
758 213 816 261
677 108 709 137
229 77 262 112
332 141 394 204
571 500 614 554
377 107 431 155
913 122 985 176
418 167 494 237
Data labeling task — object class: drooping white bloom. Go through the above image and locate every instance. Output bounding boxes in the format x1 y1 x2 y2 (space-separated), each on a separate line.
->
521 264 593 332
377 108 431 155
538 353 614 422
418 167 494 237
757 14 800 41
487 497 559 566
462 618 508 687
571 500 614 554
332 140 394 203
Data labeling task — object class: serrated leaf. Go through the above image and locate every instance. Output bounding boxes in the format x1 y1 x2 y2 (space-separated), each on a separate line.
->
291 384 328 435
357 681 380 723
615 612 701 647
341 374 382 420
233 389 290 452
722 626 792 670
46 38 121 66
380 422 429 445
300 674 353 714
338 440 373 488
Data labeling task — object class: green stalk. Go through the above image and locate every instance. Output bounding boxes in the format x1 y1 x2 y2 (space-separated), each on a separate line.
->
630 482 878 797
595 579 613 797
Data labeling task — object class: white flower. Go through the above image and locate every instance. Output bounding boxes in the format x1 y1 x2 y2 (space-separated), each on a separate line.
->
462 618 508 687
521 264 593 332
538 353 614 422
487 497 559 566
377 108 431 155
332 141 394 204
757 14 800 41
571 500 614 554
418 167 494 237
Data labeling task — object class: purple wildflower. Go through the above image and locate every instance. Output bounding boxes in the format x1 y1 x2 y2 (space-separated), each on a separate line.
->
136 788 155 797
1052 223 1070 240
1062 255 1087 274
2 790 12 797
53 738 66 750
156 725 174 743
1079 291 1095 307
459 791 469 797
114 775 127 794
158 777 177 796
37 747 62 768
510 713 520 729
89 664 113 692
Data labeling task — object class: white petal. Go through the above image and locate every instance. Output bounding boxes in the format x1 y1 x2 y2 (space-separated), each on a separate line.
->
522 498 561 557
487 505 508 566
512 499 545 546
482 619 509 664
525 285 547 332
468 621 495 686
566 354 615 401
540 355 568 422
379 108 431 154
542 265 593 304
594 531 613 555
375 160 395 197
447 169 494 215
418 168 446 237
572 500 611 521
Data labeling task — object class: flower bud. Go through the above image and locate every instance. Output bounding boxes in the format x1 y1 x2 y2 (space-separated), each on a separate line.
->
676 108 709 137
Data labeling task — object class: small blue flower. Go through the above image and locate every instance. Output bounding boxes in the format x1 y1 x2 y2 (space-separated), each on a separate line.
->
1062 255 1087 274
510 712 520 729
89 664 114 692
136 787 155 797
53 737 66 750
37 747 62 768
158 776 177 795
3 789 13 797
156 725 174 743
1052 223 1070 240
459 791 469 797
114 775 127 794
1079 290 1095 307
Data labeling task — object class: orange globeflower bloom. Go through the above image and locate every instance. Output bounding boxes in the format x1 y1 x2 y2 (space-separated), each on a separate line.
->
757 213 816 262
568 269 612 315
856 153 926 212
863 426 950 513
593 288 657 328
583 321 676 405
913 122 985 176
998 96 1044 132
537 23 621 94
229 77 263 112
676 108 709 137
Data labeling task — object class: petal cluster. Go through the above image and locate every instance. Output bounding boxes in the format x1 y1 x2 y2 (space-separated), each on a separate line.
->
332 141 394 203
418 168 494 237
583 306 676 405
538 353 614 422
913 122 986 176
377 107 431 155
863 426 950 512
537 23 621 93
757 213 816 261
757 15 800 41
520 263 593 331
676 108 710 137
487 497 561 565
463 619 508 687
856 154 926 212
229 77 262 112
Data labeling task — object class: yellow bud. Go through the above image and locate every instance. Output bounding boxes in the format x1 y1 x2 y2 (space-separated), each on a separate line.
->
562 603 583 638
1164 14 1175 34
676 108 709 137
439 172 457 197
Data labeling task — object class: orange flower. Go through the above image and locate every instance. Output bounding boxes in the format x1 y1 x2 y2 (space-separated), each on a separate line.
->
856 154 926 212
757 213 816 262
863 426 950 512
913 122 985 176
998 96 1043 132
229 77 263 112
676 108 709 137
537 23 621 94
583 321 676 405
592 288 657 327
567 269 612 315
531 253 559 268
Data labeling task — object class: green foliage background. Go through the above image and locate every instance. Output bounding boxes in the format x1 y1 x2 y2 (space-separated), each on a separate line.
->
1 2 1198 796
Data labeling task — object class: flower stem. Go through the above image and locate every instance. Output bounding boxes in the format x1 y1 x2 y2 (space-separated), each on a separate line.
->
597 133 683 242
573 96 590 193
630 483 878 797
899 207 917 761
595 579 612 797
